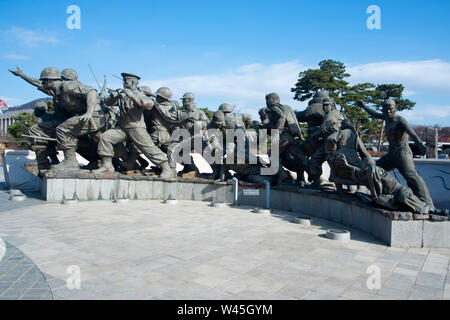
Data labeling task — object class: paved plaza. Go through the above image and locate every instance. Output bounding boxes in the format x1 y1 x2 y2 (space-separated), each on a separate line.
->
0 166 449 300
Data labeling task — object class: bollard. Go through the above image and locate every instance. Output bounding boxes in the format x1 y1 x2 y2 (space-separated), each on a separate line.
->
232 177 239 206
264 180 270 209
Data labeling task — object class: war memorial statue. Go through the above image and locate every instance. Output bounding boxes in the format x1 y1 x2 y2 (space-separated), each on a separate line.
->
7 64 449 219
357 99 435 211
94 73 175 178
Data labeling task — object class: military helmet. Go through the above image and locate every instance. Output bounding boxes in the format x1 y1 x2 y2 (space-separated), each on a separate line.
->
155 87 173 101
265 92 280 101
322 98 333 105
383 99 396 108
181 92 194 100
61 68 78 81
313 90 330 100
34 100 48 111
225 117 236 129
213 110 225 124
39 67 61 80
219 103 232 113
121 73 141 80
139 86 155 97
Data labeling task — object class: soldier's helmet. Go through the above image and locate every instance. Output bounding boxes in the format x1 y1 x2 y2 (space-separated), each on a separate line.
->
34 100 48 112
121 73 141 80
213 110 226 125
61 68 78 81
139 86 155 97
155 87 173 101
219 103 232 113
313 90 330 100
39 67 61 80
181 92 195 100
383 99 396 108
225 117 236 129
323 98 332 104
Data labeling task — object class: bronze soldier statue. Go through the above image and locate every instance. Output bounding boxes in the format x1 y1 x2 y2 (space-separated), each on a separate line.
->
94 73 175 178
306 97 345 188
27 100 60 168
9 67 69 170
259 92 309 186
357 99 435 210
144 87 177 155
153 92 206 172
50 71 107 170
219 103 252 130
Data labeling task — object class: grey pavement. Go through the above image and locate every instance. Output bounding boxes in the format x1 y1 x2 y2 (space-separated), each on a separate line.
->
0 190 449 300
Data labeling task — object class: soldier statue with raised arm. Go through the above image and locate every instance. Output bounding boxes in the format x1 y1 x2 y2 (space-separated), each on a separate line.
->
357 99 435 211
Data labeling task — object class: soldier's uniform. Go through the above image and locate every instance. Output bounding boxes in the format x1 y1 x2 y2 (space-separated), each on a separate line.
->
55 80 106 151
154 102 206 169
261 98 309 183
145 101 176 154
27 101 61 168
307 108 345 186
96 78 170 175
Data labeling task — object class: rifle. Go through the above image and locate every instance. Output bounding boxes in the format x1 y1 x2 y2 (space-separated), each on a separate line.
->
21 134 57 144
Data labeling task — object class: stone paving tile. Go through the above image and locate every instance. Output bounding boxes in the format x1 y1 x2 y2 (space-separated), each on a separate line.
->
341 288 385 300
408 285 443 300
0 194 450 300
377 286 410 300
415 272 446 289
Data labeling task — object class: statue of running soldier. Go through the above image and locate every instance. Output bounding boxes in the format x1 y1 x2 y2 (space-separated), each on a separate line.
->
94 73 175 178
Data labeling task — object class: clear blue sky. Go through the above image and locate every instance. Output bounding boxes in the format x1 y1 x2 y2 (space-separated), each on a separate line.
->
1 0 450 125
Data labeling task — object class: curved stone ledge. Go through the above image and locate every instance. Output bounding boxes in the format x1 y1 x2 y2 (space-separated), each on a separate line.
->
0 237 5 263
41 175 450 248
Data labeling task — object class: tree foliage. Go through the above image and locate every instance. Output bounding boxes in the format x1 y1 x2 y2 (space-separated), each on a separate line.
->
199 107 213 121
7 112 37 142
292 60 415 144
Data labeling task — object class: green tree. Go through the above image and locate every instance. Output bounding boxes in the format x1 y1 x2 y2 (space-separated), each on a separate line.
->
7 112 37 142
292 61 416 146
46 100 54 113
200 107 213 121
371 84 415 111
291 59 350 106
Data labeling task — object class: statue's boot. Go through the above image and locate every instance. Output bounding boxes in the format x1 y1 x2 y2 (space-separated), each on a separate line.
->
296 170 306 187
309 178 323 189
49 154 60 165
92 157 115 174
51 149 80 171
27 149 51 171
137 155 149 170
81 161 100 171
159 162 177 179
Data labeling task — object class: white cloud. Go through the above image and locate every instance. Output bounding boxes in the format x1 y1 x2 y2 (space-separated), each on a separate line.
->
3 54 30 60
4 27 59 47
141 60 306 115
135 59 450 123
348 60 450 95
400 105 450 123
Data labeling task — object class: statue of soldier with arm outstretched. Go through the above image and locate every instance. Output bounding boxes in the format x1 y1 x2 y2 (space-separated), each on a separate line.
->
357 99 435 211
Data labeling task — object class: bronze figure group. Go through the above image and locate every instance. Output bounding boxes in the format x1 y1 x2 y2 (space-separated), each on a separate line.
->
9 66 444 215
